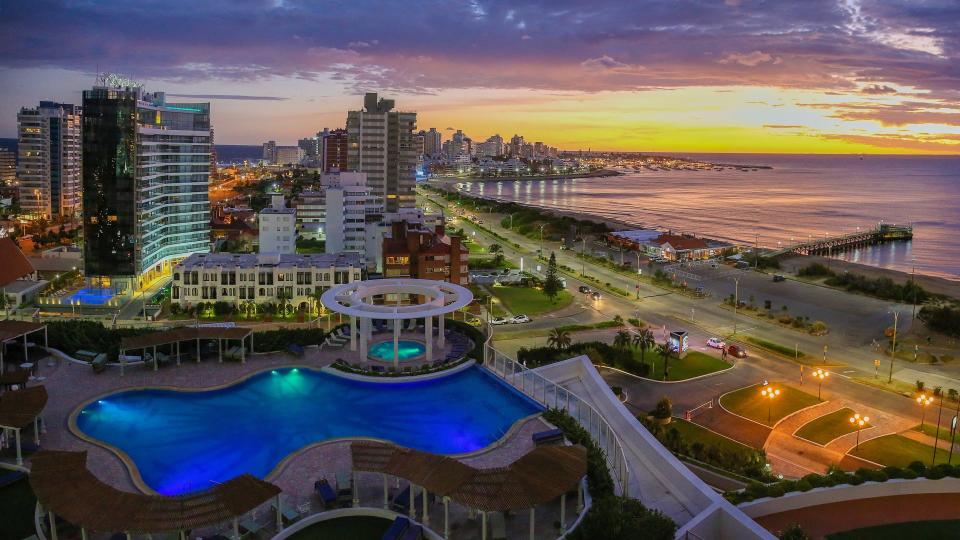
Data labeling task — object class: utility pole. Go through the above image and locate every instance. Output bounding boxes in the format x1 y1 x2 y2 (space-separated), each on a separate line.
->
888 309 899 383
911 258 918 324
635 251 642 299
733 277 740 336
581 237 586 277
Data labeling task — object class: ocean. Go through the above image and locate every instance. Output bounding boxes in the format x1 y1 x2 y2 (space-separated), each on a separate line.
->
452 154 960 281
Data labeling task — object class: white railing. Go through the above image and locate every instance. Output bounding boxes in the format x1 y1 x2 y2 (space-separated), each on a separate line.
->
484 344 630 497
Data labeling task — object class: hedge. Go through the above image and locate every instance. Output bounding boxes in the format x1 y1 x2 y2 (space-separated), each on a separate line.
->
46 320 155 361
252 327 327 352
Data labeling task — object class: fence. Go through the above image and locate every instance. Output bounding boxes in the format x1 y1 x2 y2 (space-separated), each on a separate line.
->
484 343 630 497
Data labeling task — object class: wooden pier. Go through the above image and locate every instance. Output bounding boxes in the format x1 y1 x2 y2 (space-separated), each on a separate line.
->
767 224 913 257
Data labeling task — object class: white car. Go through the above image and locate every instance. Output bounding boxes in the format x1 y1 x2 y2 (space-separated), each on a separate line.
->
490 317 510 325
511 314 532 324
707 337 726 349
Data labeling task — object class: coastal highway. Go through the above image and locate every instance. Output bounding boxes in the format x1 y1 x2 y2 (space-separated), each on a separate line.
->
419 187 959 386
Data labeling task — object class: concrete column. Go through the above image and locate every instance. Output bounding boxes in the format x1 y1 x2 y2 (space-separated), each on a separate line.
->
196 338 200 363
350 316 357 351
352 471 359 506
422 488 429 526
577 481 584 512
232 517 240 540
443 497 450 539
33 416 39 444
425 315 433 362
23 334 28 363
176 341 181 366
81 528 87 540
393 321 400 371
409 484 416 518
153 345 157 371
15 428 22 465
481 511 487 540
241 340 245 364
439 316 445 347
529 507 535 540
359 318 368 363
218 339 223 363
275 494 283 531
560 493 566 533
383 474 389 509
48 510 58 540
119 349 124 377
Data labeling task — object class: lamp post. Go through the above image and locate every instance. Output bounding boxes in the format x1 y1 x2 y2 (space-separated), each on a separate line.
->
581 237 586 277
849 413 869 450
888 309 899 383
539 224 546 261
933 390 945 466
813 369 829 400
761 385 780 424
917 393 933 431
732 277 740 336
635 251 642 299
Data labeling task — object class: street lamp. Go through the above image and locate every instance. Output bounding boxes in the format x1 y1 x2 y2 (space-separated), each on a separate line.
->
539 224 546 260
732 276 740 335
888 309 899 383
635 251 642 299
917 393 933 431
761 385 780 424
849 413 869 449
812 368 829 400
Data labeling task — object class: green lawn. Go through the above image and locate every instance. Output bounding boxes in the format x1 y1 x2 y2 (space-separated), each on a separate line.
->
286 516 393 540
668 418 754 453
646 350 731 381
720 383 821 426
827 520 960 540
850 434 948 468
915 422 959 442
490 285 573 316
465 239 487 254
795 407 863 445
0 474 37 540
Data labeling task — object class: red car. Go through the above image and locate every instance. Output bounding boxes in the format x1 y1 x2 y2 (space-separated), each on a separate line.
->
727 345 748 358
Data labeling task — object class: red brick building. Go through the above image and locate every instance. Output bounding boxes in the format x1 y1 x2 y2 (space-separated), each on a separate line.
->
322 128 348 173
382 222 468 285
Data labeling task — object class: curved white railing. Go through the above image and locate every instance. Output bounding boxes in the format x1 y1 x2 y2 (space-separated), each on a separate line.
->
483 343 630 497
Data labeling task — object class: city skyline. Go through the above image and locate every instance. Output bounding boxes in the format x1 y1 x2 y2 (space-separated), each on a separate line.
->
0 1 958 154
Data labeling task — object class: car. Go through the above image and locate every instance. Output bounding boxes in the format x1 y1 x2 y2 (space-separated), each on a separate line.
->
707 337 725 349
560 245 569 250
727 344 748 358
466 317 482 327
511 314 531 324
590 291 602 301
490 317 509 325
578 285 592 294
772 274 786 282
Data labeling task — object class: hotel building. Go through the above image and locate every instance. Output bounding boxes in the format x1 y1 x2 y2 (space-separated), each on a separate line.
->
17 101 83 219
82 79 211 292
346 93 417 212
258 194 296 254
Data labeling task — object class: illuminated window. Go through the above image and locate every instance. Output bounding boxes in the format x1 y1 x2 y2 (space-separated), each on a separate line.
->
107 215 118 222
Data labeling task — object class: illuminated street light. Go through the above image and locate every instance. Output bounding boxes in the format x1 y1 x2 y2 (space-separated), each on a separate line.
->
849 413 869 449
812 368 829 400
761 385 781 424
917 394 934 430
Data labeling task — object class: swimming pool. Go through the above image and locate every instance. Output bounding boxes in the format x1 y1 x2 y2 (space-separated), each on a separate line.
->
64 287 114 305
74 367 541 495
368 340 426 362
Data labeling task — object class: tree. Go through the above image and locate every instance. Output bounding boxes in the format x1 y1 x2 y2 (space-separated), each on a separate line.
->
613 330 632 350
488 243 503 264
547 328 572 350
0 291 12 318
543 252 563 303
656 343 672 381
653 397 672 419
777 523 810 540
632 328 655 367
568 496 676 540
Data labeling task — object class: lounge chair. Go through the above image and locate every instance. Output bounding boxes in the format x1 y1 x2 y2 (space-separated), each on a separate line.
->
91 354 108 373
336 471 353 506
532 428 565 446
490 512 507 540
381 516 411 540
271 499 300 523
314 479 337 507
238 516 267 538
390 486 411 514
0 469 26 488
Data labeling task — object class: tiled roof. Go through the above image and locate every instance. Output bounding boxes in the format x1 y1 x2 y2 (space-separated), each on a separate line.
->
652 233 709 251
0 238 35 287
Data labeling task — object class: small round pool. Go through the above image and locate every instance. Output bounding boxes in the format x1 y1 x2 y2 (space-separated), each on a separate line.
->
368 340 426 362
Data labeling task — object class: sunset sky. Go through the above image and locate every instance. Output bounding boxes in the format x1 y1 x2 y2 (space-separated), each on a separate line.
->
1 0 958 153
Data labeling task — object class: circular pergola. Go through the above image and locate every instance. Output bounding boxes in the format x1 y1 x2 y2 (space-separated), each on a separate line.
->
321 279 474 368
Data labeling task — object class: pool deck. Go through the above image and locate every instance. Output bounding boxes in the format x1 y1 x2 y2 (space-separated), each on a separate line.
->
10 346 578 539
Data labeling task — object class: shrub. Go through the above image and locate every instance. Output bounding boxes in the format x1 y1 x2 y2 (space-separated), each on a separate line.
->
777 523 810 540
252 327 327 352
795 479 812 492
919 304 960 338
568 496 676 540
542 409 614 498
46 320 155 361
653 397 672 419
797 263 833 278
808 321 828 335
907 460 927 474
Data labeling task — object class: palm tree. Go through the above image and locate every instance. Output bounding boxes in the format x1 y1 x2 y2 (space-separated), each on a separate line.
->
613 330 632 350
656 343 673 381
547 328 572 350
0 291 11 319
276 289 291 318
488 243 503 264
632 328 655 367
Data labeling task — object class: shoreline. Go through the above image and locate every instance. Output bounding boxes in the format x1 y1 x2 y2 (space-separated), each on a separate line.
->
424 180 960 294
430 168 622 182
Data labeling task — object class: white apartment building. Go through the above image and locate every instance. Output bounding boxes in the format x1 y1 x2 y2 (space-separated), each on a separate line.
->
171 252 363 309
259 194 296 254
346 93 417 212
321 172 371 255
18 101 82 219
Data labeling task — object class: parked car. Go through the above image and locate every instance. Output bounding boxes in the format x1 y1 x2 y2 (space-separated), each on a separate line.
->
707 337 725 349
727 344 748 358
578 285 592 294
511 314 531 324
490 317 509 325
772 274 786 282
590 291 602 301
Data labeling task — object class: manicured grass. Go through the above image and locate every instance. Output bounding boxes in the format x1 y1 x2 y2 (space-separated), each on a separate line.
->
490 285 573 316
646 350 731 381
850 434 949 468
915 422 959 442
286 516 393 540
745 335 805 359
827 520 960 540
720 383 821 426
795 407 863 445
668 418 754 454
0 474 37 540
465 240 486 254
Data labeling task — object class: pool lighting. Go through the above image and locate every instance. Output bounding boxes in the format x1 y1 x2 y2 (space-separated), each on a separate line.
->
291 368 299 373
271 370 278 375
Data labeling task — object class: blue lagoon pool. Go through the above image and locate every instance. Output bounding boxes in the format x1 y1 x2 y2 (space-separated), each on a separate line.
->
75 367 541 494
368 340 426 362
65 287 114 305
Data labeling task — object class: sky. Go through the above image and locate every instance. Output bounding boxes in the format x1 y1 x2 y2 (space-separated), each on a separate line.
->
0 0 958 154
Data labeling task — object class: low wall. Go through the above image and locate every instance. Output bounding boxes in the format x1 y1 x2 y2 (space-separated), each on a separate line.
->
738 477 960 518
321 359 475 383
